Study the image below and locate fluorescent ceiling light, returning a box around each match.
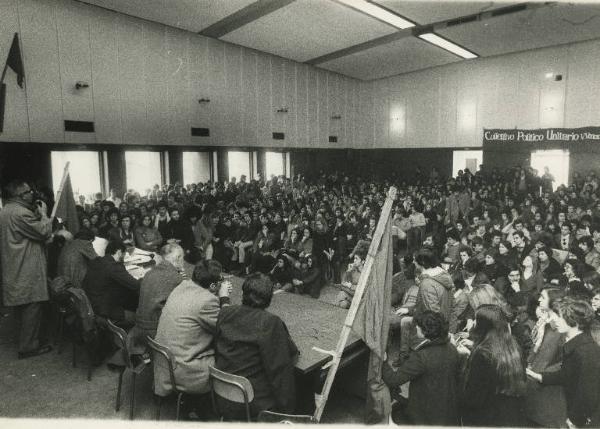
[336,0,415,29]
[418,32,478,59]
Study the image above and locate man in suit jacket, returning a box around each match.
[555,224,576,253]
[82,240,140,327]
[154,260,231,396]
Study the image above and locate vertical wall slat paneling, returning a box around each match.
[19,0,63,143]
[0,0,29,142]
[189,35,210,145]
[270,56,284,148]
[89,7,121,144]
[56,0,95,144]
[165,27,190,146]
[317,71,328,147]
[223,43,243,147]
[207,37,225,146]
[283,59,297,148]
[306,67,319,147]
[117,15,147,145]
[256,53,271,148]
[295,63,308,148]
[144,21,169,146]
[241,48,258,147]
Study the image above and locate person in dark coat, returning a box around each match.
[215,273,298,419]
[458,304,527,427]
[383,311,459,426]
[527,297,600,428]
[82,240,140,327]
[57,229,97,289]
[128,243,185,354]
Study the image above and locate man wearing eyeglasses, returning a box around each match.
[0,180,54,359]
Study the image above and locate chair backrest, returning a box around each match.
[208,366,254,404]
[105,319,133,368]
[146,336,178,393]
[257,410,316,424]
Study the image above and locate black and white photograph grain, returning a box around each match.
[1,0,600,427]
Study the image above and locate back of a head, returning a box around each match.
[471,304,526,396]
[160,243,184,264]
[414,311,448,341]
[242,273,273,309]
[414,248,438,269]
[105,240,126,256]
[553,296,595,332]
[192,259,222,289]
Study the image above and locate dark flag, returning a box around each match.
[54,172,80,236]
[0,83,5,133]
[6,33,24,88]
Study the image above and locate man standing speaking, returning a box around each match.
[0,180,54,359]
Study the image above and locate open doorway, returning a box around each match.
[530,149,570,191]
[452,150,482,177]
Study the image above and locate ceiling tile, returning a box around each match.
[221,0,398,62]
[439,2,600,57]
[373,0,518,25]
[78,0,256,32]
[319,36,461,80]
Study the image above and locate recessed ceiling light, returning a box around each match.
[545,72,554,79]
[336,0,415,29]
[418,32,478,59]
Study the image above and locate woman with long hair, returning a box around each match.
[459,304,527,427]
[134,214,163,252]
[525,287,567,427]
[521,255,544,294]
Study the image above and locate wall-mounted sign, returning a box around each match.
[483,127,600,144]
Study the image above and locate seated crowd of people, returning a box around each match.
[5,163,600,425]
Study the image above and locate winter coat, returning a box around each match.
[383,337,459,426]
[0,200,53,306]
[57,239,97,289]
[413,267,455,331]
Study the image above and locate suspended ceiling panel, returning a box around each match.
[320,36,461,80]
[439,2,600,57]
[77,0,255,32]
[373,0,517,25]
[221,0,398,63]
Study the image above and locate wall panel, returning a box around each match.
[0,0,29,142]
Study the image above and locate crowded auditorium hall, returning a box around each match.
[3,0,600,427]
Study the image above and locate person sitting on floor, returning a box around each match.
[214,273,299,419]
[82,240,140,328]
[335,246,367,309]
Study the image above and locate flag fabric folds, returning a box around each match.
[0,83,5,133]
[351,214,393,424]
[6,33,25,88]
[54,172,80,236]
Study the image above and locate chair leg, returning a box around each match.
[56,311,65,353]
[115,368,125,412]
[72,343,76,368]
[129,372,136,420]
[154,395,162,421]
[87,363,93,382]
[175,392,182,421]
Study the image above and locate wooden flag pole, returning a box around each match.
[50,161,70,219]
[313,186,397,422]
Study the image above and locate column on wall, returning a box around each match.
[106,151,126,197]
[216,149,228,183]
[168,150,183,186]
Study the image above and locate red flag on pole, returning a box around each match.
[5,33,25,88]
[53,169,80,235]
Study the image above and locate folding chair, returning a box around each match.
[208,365,254,422]
[105,319,147,420]
[146,336,183,421]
